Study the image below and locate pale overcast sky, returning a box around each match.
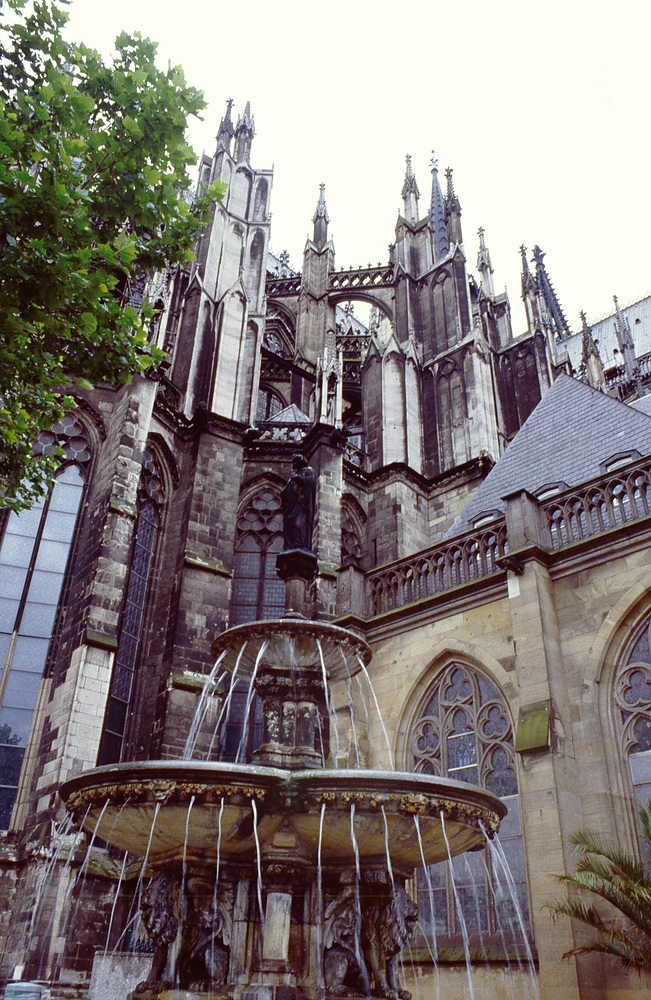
[65,0,651,333]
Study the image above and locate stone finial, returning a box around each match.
[312,183,330,248]
[477,227,494,296]
[216,98,235,150]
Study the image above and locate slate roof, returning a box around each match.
[631,394,651,417]
[447,373,651,536]
[270,404,310,424]
[562,293,651,374]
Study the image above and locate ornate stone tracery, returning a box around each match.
[614,617,651,816]
[409,663,517,797]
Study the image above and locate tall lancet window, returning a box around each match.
[98,450,163,766]
[614,616,651,837]
[224,489,285,763]
[0,415,91,829]
[230,488,285,626]
[408,663,532,950]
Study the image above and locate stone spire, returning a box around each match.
[233,101,255,162]
[520,245,538,333]
[613,294,639,383]
[312,183,330,248]
[429,152,448,260]
[476,227,494,298]
[401,155,420,224]
[216,98,235,152]
[532,245,571,340]
[580,310,606,392]
[444,166,463,245]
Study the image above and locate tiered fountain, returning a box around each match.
[59,457,506,1000]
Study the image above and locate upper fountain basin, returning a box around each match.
[210,616,371,683]
[60,760,506,876]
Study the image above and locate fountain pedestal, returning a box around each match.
[275,549,317,617]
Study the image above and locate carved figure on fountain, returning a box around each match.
[135,872,181,993]
[177,881,233,991]
[323,886,369,998]
[360,887,417,1000]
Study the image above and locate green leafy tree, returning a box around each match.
[0,0,226,509]
[547,802,651,969]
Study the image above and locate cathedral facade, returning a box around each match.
[1,101,651,999]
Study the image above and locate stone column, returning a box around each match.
[502,489,595,1000]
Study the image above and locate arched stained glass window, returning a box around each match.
[0,415,91,829]
[98,449,163,766]
[614,618,651,826]
[230,489,285,625]
[408,663,532,949]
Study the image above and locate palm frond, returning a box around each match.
[545,801,651,971]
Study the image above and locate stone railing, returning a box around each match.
[541,459,651,550]
[364,457,651,617]
[368,522,508,616]
[266,275,302,297]
[330,264,394,290]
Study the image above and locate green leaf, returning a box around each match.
[81,312,97,334]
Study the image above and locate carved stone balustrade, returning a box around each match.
[367,522,508,616]
[541,457,651,550]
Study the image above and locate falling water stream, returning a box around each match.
[316,801,326,992]
[209,797,225,991]
[339,645,361,767]
[413,814,441,999]
[112,800,162,958]
[22,811,75,965]
[355,653,394,769]
[441,810,476,1000]
[251,798,265,923]
[349,802,367,990]
[183,649,228,758]
[316,637,341,765]
[236,640,268,763]
[480,821,540,1000]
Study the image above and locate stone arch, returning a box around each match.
[246,229,265,304]
[228,166,252,218]
[394,639,517,769]
[340,494,366,569]
[265,300,296,355]
[253,177,268,221]
[237,472,286,515]
[231,480,285,625]
[66,395,106,442]
[194,299,217,407]
[393,641,530,949]
[145,432,180,489]
[583,571,651,848]
[328,290,394,322]
[431,270,456,353]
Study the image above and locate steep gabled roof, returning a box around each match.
[447,373,651,536]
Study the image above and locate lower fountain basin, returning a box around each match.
[60,760,506,874]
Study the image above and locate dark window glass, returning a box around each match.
[98,496,159,766]
[0,463,85,829]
